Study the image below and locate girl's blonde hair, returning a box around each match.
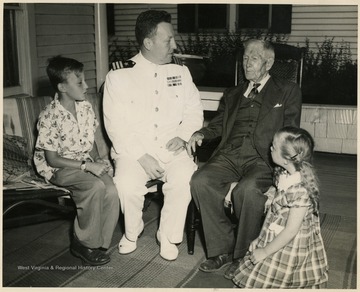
[273,126,320,214]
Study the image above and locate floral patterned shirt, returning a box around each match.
[33,93,99,180]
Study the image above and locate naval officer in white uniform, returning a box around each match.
[103,9,203,261]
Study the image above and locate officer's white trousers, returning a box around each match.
[113,151,197,243]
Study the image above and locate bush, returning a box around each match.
[302,38,357,105]
[177,30,288,58]
[108,34,357,106]
[108,37,138,66]
[176,31,288,87]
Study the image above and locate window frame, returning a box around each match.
[4,4,32,97]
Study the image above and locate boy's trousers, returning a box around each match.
[50,168,120,249]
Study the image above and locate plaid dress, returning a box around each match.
[233,174,329,288]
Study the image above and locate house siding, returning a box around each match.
[110,4,177,57]
[200,93,357,154]
[110,4,358,60]
[288,5,358,58]
[33,3,97,96]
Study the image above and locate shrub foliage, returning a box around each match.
[302,37,357,105]
[108,34,357,105]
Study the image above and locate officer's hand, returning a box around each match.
[186,132,204,157]
[138,153,164,180]
[166,137,187,156]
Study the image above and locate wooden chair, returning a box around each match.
[143,179,164,212]
[185,42,305,254]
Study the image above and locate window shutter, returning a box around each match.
[271,5,292,33]
[177,4,196,33]
[106,4,115,36]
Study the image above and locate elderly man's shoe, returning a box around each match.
[199,254,233,272]
[71,237,110,266]
[224,259,240,279]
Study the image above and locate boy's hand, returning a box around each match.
[96,158,115,176]
[85,161,109,177]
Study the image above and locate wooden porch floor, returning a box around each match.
[2,151,357,288]
[314,152,357,218]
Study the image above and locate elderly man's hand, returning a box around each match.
[186,132,204,157]
[166,137,187,156]
[138,154,164,180]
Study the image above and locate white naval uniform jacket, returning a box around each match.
[103,52,204,163]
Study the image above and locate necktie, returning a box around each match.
[247,83,260,99]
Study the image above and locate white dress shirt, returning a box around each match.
[244,74,271,97]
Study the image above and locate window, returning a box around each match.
[3,4,32,97]
[106,4,115,36]
[178,4,228,33]
[177,4,292,34]
[237,4,292,33]
[4,6,19,88]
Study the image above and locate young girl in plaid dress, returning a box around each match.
[233,126,328,288]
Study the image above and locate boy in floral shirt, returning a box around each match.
[34,56,119,266]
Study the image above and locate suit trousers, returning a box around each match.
[190,149,272,259]
[113,151,197,244]
[50,168,120,249]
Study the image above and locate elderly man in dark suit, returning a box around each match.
[186,39,302,279]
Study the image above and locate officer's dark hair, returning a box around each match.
[46,55,84,91]
[135,10,171,47]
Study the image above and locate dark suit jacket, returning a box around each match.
[199,76,302,167]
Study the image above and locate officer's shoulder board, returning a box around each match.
[111,60,136,71]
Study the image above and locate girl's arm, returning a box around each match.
[250,206,307,264]
[264,186,276,213]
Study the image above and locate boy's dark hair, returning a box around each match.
[135,10,171,47]
[46,55,84,91]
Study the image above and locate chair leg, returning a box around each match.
[186,199,200,255]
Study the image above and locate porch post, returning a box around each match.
[95,3,109,92]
